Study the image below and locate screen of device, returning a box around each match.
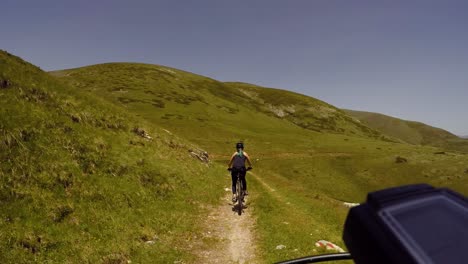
[379,194,468,264]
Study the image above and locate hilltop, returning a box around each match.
[344,109,468,153]
[50,63,389,154]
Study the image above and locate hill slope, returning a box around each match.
[3,54,467,263]
[50,63,389,153]
[52,62,468,262]
[344,109,468,152]
[0,50,225,263]
[224,82,389,139]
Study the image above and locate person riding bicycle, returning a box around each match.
[228,142,252,202]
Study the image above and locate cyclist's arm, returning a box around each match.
[227,153,236,168]
[244,152,253,167]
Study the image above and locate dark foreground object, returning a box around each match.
[275,253,352,264]
[276,184,467,264]
[344,184,467,264]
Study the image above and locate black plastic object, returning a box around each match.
[343,184,468,264]
[275,253,352,264]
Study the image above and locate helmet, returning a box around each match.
[236,142,244,150]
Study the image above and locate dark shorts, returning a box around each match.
[231,167,247,193]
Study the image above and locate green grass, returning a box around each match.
[53,60,468,263]
[249,173,352,264]
[224,82,386,139]
[0,50,227,263]
[247,138,468,262]
[3,51,468,263]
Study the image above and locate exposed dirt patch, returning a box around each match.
[195,193,258,263]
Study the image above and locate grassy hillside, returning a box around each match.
[0,50,227,263]
[344,109,468,152]
[52,62,468,263]
[50,63,391,154]
[224,82,388,139]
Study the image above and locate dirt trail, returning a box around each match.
[196,192,258,264]
[195,171,288,263]
[195,168,356,263]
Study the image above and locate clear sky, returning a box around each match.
[2,0,468,135]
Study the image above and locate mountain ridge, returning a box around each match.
[50,63,391,148]
[52,62,465,149]
[344,109,468,152]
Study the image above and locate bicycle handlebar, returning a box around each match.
[227,167,252,171]
[275,253,352,264]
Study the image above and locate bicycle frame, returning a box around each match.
[230,167,251,216]
[236,171,244,215]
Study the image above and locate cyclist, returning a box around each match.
[228,142,252,202]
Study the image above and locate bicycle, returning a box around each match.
[228,167,252,216]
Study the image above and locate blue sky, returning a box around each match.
[2,0,468,135]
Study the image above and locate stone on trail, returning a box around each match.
[395,156,408,163]
[276,244,286,250]
[343,202,360,208]
[315,240,345,252]
[188,149,210,163]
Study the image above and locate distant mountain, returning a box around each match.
[344,109,468,152]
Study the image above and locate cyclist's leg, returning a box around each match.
[231,170,237,201]
[240,170,247,192]
[231,170,238,193]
